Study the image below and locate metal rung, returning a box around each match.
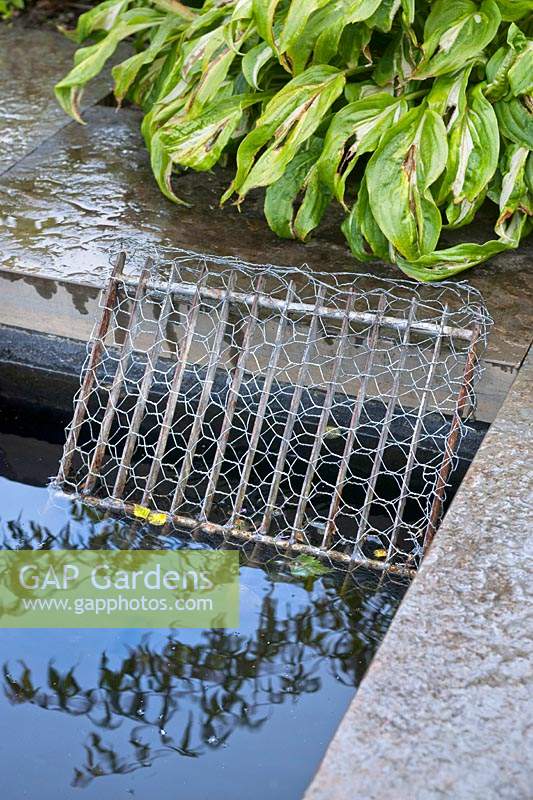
[54,250,489,577]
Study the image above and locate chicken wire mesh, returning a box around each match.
[53,248,490,578]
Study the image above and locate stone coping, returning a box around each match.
[304,347,533,800]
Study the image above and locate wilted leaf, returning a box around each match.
[317,92,408,205]
[56,8,164,122]
[342,176,390,260]
[54,0,533,281]
[366,107,448,260]
[152,93,266,203]
[264,137,327,238]
[222,65,345,202]
[438,84,500,227]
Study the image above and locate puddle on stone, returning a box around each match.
[0,399,406,800]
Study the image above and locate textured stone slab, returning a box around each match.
[0,105,530,389]
[304,349,533,800]
[0,25,122,173]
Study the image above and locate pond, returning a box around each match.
[0,398,407,799]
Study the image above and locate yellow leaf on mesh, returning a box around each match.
[148,511,168,526]
[373,548,387,559]
[133,504,151,520]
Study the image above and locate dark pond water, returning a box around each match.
[0,400,406,799]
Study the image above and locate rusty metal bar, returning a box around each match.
[83,259,152,494]
[291,290,355,543]
[141,268,207,507]
[170,272,237,513]
[352,299,418,558]
[113,266,178,499]
[322,293,388,548]
[200,276,265,521]
[230,281,295,525]
[423,325,481,553]
[66,491,415,578]
[57,252,126,485]
[120,274,474,342]
[259,284,327,536]
[386,307,448,562]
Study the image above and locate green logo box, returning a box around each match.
[0,550,240,629]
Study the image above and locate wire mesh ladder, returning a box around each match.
[54,249,490,577]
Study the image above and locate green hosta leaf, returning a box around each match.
[283,0,381,74]
[366,107,448,260]
[486,24,533,100]
[278,0,332,56]
[365,0,403,33]
[55,0,533,280]
[343,0,385,23]
[415,0,501,79]
[508,41,533,97]
[439,84,500,227]
[222,65,345,202]
[0,0,24,21]
[279,0,382,58]
[526,150,533,195]
[495,95,533,148]
[55,8,164,122]
[62,0,132,43]
[496,143,532,230]
[335,21,372,68]
[264,138,333,240]
[252,0,282,52]
[373,31,418,87]
[231,0,254,23]
[292,163,333,240]
[342,177,390,260]
[264,143,322,237]
[283,5,334,74]
[396,210,530,280]
[242,42,275,88]
[495,0,533,20]
[151,94,265,204]
[401,0,415,25]
[426,65,473,117]
[317,93,408,205]
[112,16,184,103]
[188,42,240,114]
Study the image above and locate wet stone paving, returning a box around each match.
[0,23,532,373]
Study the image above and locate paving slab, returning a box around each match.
[0,24,124,173]
[304,347,533,800]
[0,105,531,420]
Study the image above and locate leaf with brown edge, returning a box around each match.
[366,106,448,260]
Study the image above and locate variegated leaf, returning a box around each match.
[366,107,448,260]
[438,84,500,227]
[222,65,345,202]
[415,0,501,79]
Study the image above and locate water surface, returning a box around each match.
[0,400,406,799]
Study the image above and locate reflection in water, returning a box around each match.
[0,492,404,797]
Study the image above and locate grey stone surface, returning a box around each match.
[0,25,123,174]
[304,349,533,800]
[0,105,531,373]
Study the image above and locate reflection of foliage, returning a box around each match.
[1,500,405,787]
[289,554,332,582]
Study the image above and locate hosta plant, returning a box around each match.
[56,0,533,280]
[0,0,24,19]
